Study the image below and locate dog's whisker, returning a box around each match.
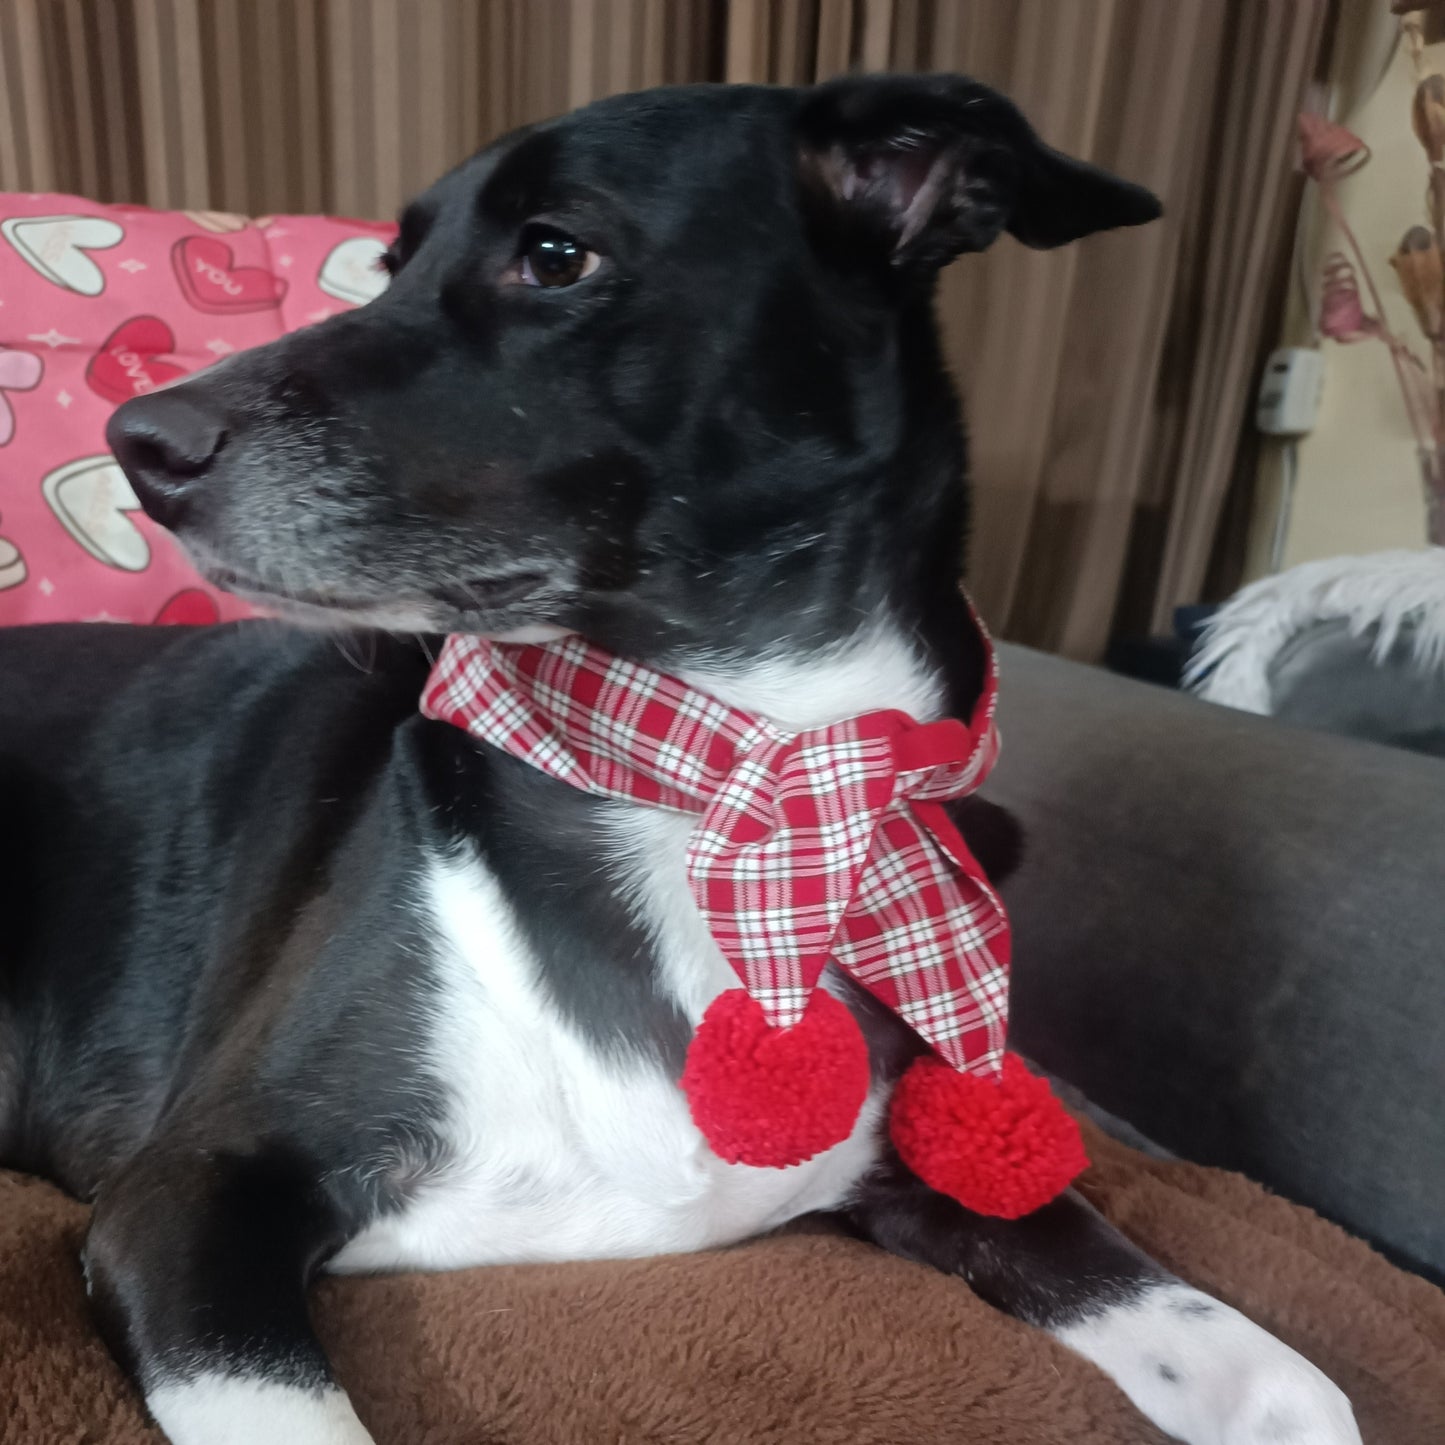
[331,629,368,672]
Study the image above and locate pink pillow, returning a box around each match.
[0,194,397,626]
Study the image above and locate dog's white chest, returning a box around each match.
[331,817,884,1275]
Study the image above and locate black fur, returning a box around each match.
[1,74,1164,1430]
[845,1153,1168,1329]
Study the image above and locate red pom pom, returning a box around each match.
[682,988,871,1168]
[890,1054,1088,1219]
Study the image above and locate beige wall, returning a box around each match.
[1248,21,1439,578]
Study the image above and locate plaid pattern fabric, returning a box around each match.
[421,620,1009,1077]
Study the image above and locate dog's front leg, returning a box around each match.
[83,1140,375,1445]
[848,1156,1361,1445]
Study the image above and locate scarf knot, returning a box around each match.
[421,626,1008,1079]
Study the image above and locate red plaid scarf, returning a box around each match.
[420,623,1009,1079]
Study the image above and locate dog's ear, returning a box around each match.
[796,74,1162,273]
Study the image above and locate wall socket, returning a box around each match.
[1256,347,1324,436]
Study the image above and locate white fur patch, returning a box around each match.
[147,1377,374,1445]
[681,621,943,731]
[1188,547,1445,713]
[334,624,939,1275]
[332,842,883,1273]
[1055,1283,1361,1445]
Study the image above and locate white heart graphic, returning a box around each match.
[0,532,24,591]
[317,236,390,307]
[2,214,124,296]
[42,455,150,572]
[0,346,43,447]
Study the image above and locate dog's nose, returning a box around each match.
[107,390,229,528]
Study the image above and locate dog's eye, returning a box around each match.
[518,225,599,288]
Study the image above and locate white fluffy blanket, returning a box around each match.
[1186,548,1445,713]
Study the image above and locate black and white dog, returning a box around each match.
[0,76,1359,1445]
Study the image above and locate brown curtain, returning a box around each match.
[0,0,1324,658]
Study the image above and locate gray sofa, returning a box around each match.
[990,643,1445,1284]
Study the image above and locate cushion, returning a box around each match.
[991,642,1445,1282]
[1187,549,1445,757]
[1269,618,1445,757]
[3,1122,1442,1444]
[0,194,396,627]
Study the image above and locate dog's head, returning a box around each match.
[109,75,1159,658]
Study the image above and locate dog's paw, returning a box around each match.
[1217,1349,1360,1445]
[1055,1283,1360,1445]
[148,1376,377,1445]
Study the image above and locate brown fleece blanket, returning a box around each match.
[3,1123,1442,1445]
